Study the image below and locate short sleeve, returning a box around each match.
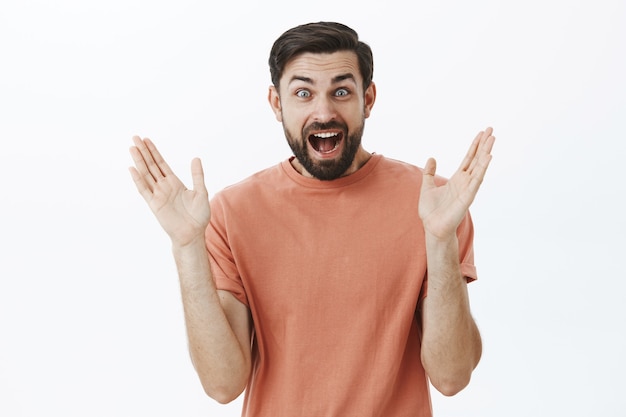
[205,194,249,307]
[418,210,477,303]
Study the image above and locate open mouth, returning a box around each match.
[308,131,343,154]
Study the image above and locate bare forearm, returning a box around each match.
[420,234,482,396]
[172,238,250,403]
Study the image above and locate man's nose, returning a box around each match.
[312,96,337,122]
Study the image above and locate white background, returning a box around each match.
[1,0,625,416]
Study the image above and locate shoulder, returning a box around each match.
[373,155,448,188]
[210,161,294,214]
[377,155,422,174]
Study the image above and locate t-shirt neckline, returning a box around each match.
[280,153,383,189]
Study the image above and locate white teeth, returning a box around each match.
[314,132,339,138]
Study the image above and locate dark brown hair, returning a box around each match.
[268,22,374,92]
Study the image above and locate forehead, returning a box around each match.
[281,50,361,85]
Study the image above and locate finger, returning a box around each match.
[128,165,155,203]
[465,154,493,198]
[131,136,166,181]
[129,144,156,190]
[465,148,494,197]
[467,131,495,175]
[464,127,494,172]
[478,133,495,162]
[475,127,494,157]
[143,138,176,177]
[472,152,493,181]
[457,132,482,174]
[190,158,208,195]
[422,157,437,189]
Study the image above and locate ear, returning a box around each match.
[363,81,376,119]
[268,85,283,122]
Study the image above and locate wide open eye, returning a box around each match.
[296,89,311,98]
[334,88,349,97]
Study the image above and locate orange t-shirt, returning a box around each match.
[207,154,476,417]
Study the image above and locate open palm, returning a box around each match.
[419,128,495,240]
[129,136,210,247]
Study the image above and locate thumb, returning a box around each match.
[190,158,208,194]
[422,157,437,188]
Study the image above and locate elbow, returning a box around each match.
[195,363,249,405]
[426,355,480,396]
[191,352,251,404]
[430,372,471,397]
[210,390,243,405]
[424,354,479,397]
[202,381,246,404]
[423,337,482,397]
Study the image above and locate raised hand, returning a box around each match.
[419,127,495,241]
[129,136,210,246]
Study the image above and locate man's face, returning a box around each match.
[268,51,376,180]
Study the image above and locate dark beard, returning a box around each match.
[284,121,365,181]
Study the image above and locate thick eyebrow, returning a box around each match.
[332,73,357,85]
[288,73,357,87]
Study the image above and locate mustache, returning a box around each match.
[304,121,347,133]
